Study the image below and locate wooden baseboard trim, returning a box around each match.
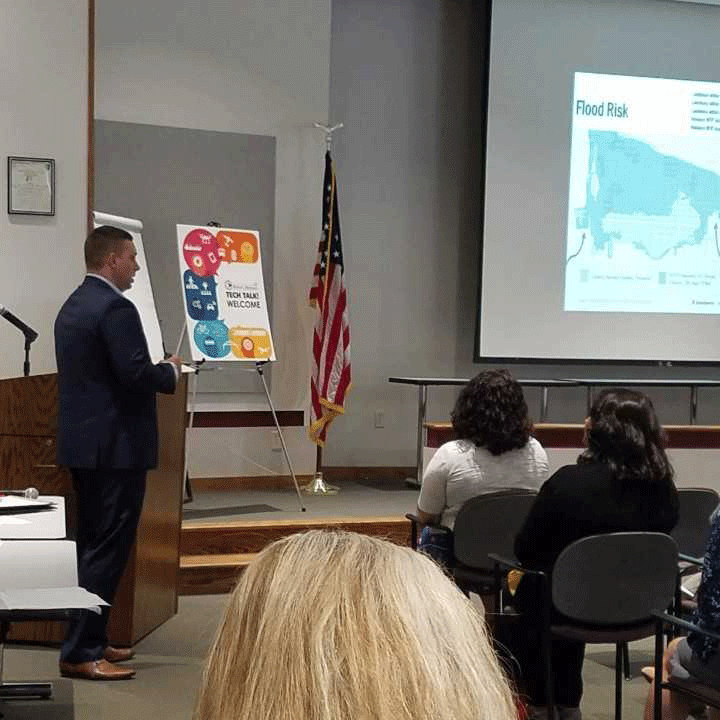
[426,423,720,450]
[188,467,416,492]
[188,410,304,428]
[190,475,313,491]
[323,466,417,483]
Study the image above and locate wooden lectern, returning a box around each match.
[0,373,187,645]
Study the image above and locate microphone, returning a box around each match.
[1,487,40,500]
[0,305,38,342]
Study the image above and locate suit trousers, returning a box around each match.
[61,468,147,663]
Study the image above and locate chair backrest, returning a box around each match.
[672,487,720,558]
[552,532,678,626]
[453,489,538,568]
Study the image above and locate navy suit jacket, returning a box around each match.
[54,275,176,470]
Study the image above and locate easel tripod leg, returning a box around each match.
[255,362,306,512]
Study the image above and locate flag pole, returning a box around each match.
[302,443,338,495]
[304,443,339,494]
[313,122,344,152]
[303,121,346,496]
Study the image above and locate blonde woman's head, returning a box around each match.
[195,530,515,720]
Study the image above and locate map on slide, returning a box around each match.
[564,73,720,314]
[585,131,720,260]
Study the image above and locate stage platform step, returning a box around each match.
[178,515,412,595]
[180,515,412,555]
[179,553,255,595]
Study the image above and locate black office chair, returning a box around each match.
[0,609,82,700]
[652,612,720,720]
[492,532,678,720]
[407,489,538,600]
[673,488,719,558]
[0,540,101,702]
[452,490,538,598]
[671,488,719,621]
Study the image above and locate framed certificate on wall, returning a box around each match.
[8,157,55,216]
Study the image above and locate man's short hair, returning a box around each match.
[84,225,132,270]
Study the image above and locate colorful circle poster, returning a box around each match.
[177,224,275,362]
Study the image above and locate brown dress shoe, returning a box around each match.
[103,646,135,663]
[59,659,135,680]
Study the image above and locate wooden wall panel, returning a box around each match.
[425,423,720,450]
[6,618,66,644]
[0,436,72,494]
[0,373,58,437]
[1,375,69,644]
[2,373,186,647]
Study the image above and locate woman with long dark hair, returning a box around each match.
[511,388,679,720]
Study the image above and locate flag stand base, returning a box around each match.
[302,472,339,495]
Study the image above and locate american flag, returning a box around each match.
[309,151,351,446]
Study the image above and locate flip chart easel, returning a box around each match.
[93,212,165,363]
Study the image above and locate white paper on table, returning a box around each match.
[0,516,30,526]
[0,587,106,613]
[0,496,65,539]
[0,540,78,588]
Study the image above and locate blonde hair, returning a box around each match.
[195,530,516,720]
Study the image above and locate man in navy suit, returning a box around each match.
[55,225,181,681]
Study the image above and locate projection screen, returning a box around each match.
[477,0,720,362]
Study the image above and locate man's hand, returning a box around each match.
[165,354,182,370]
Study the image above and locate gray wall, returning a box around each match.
[327,0,475,465]
[0,0,87,379]
[95,0,331,476]
[87,0,720,473]
[327,0,720,468]
[94,120,276,392]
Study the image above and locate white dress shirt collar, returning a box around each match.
[86,272,123,296]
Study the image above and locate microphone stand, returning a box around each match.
[24,335,33,377]
[0,308,38,376]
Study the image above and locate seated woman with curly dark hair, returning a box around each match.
[416,369,549,563]
[509,388,679,720]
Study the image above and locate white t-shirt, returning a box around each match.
[417,437,549,529]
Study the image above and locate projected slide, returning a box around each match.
[564,72,720,314]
